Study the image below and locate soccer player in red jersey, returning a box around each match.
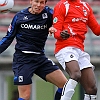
[0,0,68,100]
[52,0,100,99]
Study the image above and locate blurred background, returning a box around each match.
[0,0,100,100]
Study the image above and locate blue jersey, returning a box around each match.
[0,6,53,54]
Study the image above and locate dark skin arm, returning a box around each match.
[60,30,70,39]
[49,27,70,39]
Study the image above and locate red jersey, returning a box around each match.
[53,0,100,53]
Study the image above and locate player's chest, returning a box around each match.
[19,17,48,31]
[65,4,89,23]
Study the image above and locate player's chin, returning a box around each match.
[35,10,42,14]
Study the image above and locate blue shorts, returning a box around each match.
[12,51,59,85]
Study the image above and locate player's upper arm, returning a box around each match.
[88,5,100,36]
[53,3,66,39]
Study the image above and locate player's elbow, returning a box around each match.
[93,31,100,36]
[92,26,100,36]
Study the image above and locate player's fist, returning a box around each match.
[60,30,70,39]
[49,27,57,36]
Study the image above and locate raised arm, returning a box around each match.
[0,15,18,54]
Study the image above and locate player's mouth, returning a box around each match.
[35,8,40,11]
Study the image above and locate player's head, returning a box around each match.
[29,0,47,14]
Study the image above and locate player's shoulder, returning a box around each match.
[54,0,67,9]
[14,7,29,17]
[0,0,14,13]
[18,7,29,14]
[81,1,90,6]
[12,7,29,22]
[81,1,91,10]
[44,6,53,14]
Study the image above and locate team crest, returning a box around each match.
[19,76,23,82]
[53,17,58,23]
[83,9,87,16]
[42,13,48,19]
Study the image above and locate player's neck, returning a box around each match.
[28,7,39,15]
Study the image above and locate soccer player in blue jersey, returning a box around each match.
[0,0,68,100]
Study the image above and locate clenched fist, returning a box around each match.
[60,30,70,39]
[49,27,57,36]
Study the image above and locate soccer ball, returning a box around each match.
[0,0,14,13]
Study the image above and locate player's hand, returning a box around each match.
[60,30,70,39]
[49,27,57,36]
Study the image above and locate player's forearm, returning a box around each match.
[92,25,100,36]
[54,30,63,39]
[88,13,100,36]
[0,39,12,54]
[0,27,15,54]
[89,20,100,36]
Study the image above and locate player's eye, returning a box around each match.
[40,1,45,4]
[33,0,45,5]
[34,0,38,3]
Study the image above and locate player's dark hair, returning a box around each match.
[45,0,47,3]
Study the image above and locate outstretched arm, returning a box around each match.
[0,15,17,54]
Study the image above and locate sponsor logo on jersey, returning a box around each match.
[21,24,47,30]
[72,17,88,23]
